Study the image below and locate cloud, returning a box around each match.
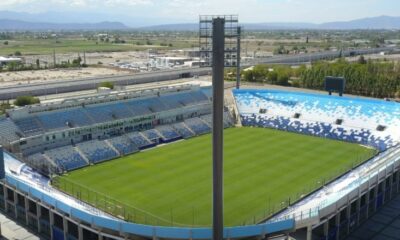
[104,0,153,7]
[0,0,35,7]
[0,0,153,9]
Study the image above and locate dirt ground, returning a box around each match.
[22,50,185,66]
[0,67,131,87]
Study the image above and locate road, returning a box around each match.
[0,47,396,100]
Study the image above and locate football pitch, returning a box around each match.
[53,127,376,227]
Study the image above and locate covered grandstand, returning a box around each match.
[0,83,236,175]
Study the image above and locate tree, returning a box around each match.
[3,41,8,45]
[358,55,367,65]
[277,72,290,86]
[98,81,114,89]
[395,90,400,99]
[14,51,22,56]
[0,102,11,115]
[274,45,287,55]
[72,57,82,66]
[6,61,22,71]
[14,96,40,107]
[267,71,278,84]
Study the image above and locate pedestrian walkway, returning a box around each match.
[346,195,400,240]
[0,212,43,240]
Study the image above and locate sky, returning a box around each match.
[0,0,399,26]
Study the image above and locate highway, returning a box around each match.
[254,47,396,64]
[0,47,396,100]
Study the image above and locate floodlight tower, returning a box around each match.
[236,26,241,89]
[199,15,239,240]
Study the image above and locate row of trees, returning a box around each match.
[300,59,400,98]
[226,64,302,87]
[230,58,400,99]
[1,81,113,115]
[0,56,87,72]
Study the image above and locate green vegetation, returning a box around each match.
[0,55,86,72]
[14,96,40,107]
[300,59,400,98]
[54,127,375,226]
[0,35,195,55]
[234,59,400,99]
[0,102,11,115]
[0,39,140,55]
[98,81,114,89]
[226,64,299,87]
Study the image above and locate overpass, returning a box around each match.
[0,47,396,100]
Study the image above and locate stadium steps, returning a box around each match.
[199,116,212,128]
[42,153,58,167]
[227,91,242,127]
[181,122,196,136]
[104,140,121,157]
[74,147,91,165]
[153,128,167,140]
[138,132,153,144]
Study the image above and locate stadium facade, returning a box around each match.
[0,85,399,239]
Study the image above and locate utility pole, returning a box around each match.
[53,49,56,68]
[212,17,225,240]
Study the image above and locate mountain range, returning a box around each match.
[141,16,400,31]
[0,19,128,31]
[0,11,399,31]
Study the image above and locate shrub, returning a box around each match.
[98,81,114,89]
[14,96,40,106]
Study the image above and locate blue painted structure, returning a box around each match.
[0,146,4,179]
[5,172,294,239]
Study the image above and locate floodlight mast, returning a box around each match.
[236,26,241,89]
[212,17,225,240]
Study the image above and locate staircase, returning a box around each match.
[182,122,196,136]
[74,147,91,164]
[104,140,120,156]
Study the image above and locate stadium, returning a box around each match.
[0,81,399,240]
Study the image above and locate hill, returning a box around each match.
[141,16,400,31]
[0,19,129,31]
[0,13,399,31]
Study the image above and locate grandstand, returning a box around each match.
[0,86,399,240]
[234,89,400,151]
[0,84,222,174]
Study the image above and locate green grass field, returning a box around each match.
[53,127,376,227]
[0,38,196,55]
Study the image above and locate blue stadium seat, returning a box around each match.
[184,118,211,135]
[107,136,138,155]
[172,123,195,139]
[234,89,400,151]
[45,146,88,171]
[37,108,93,131]
[156,125,181,142]
[77,140,118,164]
[126,132,155,150]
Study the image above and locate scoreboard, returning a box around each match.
[325,76,345,96]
